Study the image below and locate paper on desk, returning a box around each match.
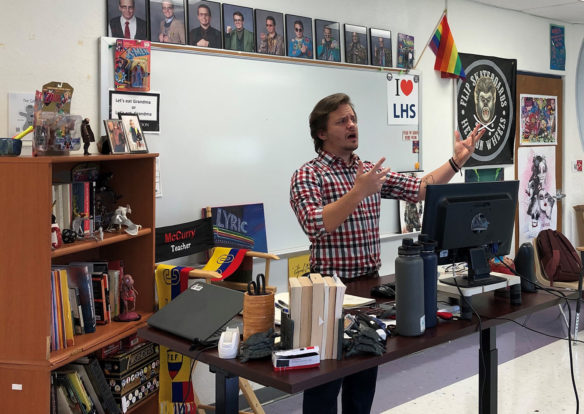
[274,292,374,315]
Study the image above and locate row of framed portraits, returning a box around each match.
[104,113,148,154]
[107,0,404,67]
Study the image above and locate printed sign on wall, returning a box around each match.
[387,73,419,125]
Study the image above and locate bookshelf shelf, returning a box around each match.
[0,154,158,413]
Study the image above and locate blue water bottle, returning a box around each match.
[418,234,438,329]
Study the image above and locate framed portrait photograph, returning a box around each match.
[222,4,255,52]
[104,119,130,154]
[370,28,392,68]
[107,0,149,40]
[118,113,148,153]
[187,0,222,48]
[314,19,341,62]
[397,33,415,69]
[254,9,285,56]
[399,199,424,234]
[149,0,186,44]
[285,14,313,59]
[344,24,368,65]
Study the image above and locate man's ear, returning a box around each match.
[317,130,327,141]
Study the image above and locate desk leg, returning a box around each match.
[479,326,497,414]
[210,365,239,414]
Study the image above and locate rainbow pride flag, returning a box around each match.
[430,14,465,80]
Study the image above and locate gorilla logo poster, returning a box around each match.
[456,54,517,167]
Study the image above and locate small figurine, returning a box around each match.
[117,274,141,322]
[81,118,95,155]
[111,204,141,235]
[51,214,63,249]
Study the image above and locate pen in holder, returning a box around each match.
[242,290,274,341]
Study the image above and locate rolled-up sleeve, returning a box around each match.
[381,172,421,202]
[290,167,327,239]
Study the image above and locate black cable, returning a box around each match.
[484,315,584,344]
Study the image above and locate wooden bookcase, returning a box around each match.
[0,153,158,413]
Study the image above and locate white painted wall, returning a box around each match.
[3,0,584,405]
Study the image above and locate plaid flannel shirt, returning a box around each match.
[290,150,421,279]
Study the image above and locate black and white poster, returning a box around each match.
[456,54,517,167]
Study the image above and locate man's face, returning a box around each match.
[319,103,359,158]
[233,14,243,30]
[352,32,358,43]
[198,7,210,27]
[162,2,174,19]
[378,37,384,47]
[266,19,275,35]
[294,24,303,39]
[119,0,135,20]
[324,28,331,41]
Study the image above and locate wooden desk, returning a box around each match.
[139,275,566,414]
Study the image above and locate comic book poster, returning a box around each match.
[397,33,414,69]
[519,94,557,145]
[517,146,557,246]
[398,173,423,233]
[114,39,151,92]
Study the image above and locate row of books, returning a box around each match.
[51,340,160,414]
[50,260,125,352]
[52,181,97,235]
[288,274,346,360]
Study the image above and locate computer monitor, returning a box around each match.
[421,180,519,287]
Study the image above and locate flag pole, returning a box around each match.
[413,8,447,70]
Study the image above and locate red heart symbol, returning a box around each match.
[400,79,413,96]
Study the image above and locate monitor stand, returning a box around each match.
[440,247,507,288]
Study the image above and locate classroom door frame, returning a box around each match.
[514,71,564,252]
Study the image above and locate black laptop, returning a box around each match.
[148,282,244,347]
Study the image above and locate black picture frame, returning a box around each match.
[118,113,148,153]
[187,0,222,48]
[344,24,368,65]
[254,9,285,56]
[314,19,341,62]
[285,14,313,59]
[370,28,392,68]
[222,3,255,52]
[397,33,415,69]
[104,119,130,154]
[149,0,187,45]
[107,0,149,40]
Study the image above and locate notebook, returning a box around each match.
[148,282,244,347]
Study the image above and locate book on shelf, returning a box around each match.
[68,363,105,414]
[323,276,337,360]
[309,273,325,351]
[71,181,91,234]
[74,357,121,414]
[69,286,85,335]
[107,269,120,319]
[58,268,75,347]
[53,369,96,414]
[67,264,96,334]
[288,277,302,348]
[92,273,109,325]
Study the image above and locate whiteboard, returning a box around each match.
[100,37,421,253]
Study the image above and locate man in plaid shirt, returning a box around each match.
[290,93,484,414]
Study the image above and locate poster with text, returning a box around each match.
[517,146,557,246]
[455,54,517,167]
[387,73,418,125]
[207,203,268,252]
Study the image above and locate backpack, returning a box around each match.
[535,229,582,283]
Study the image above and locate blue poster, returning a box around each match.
[209,203,268,253]
[550,24,565,71]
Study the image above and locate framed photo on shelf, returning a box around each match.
[285,14,313,59]
[187,0,222,48]
[118,113,148,153]
[315,19,341,62]
[222,3,255,52]
[255,9,285,56]
[107,0,149,40]
[104,119,130,154]
[397,32,415,69]
[399,199,424,234]
[344,24,368,65]
[370,28,392,68]
[149,0,186,44]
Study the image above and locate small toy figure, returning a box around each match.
[51,214,63,249]
[117,274,141,322]
[111,204,142,235]
[81,118,95,155]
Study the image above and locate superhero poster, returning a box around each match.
[519,94,557,145]
[455,54,517,167]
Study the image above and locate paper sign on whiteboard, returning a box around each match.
[387,73,419,125]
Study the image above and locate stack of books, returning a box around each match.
[288,274,346,360]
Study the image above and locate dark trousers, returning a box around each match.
[302,366,378,414]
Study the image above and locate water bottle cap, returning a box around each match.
[420,239,437,252]
[398,243,422,256]
[418,234,429,242]
[402,238,415,247]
